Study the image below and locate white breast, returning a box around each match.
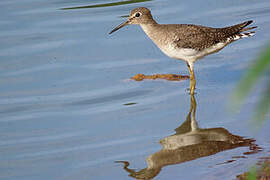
[160,42,227,63]
[161,44,198,60]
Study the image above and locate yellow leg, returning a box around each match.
[186,62,196,95]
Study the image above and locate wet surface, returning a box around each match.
[115,95,260,179]
[1,0,270,180]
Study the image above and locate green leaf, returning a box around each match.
[60,0,152,10]
[231,45,270,128]
[252,80,270,125]
[233,45,270,104]
[247,166,257,180]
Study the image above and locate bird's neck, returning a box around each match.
[140,22,158,38]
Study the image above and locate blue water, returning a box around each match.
[1,0,270,179]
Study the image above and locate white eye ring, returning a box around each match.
[135,12,142,18]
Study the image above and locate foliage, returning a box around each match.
[61,0,152,10]
[237,160,270,180]
[232,45,270,126]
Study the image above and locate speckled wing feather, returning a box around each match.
[172,21,256,51]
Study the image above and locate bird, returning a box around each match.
[109,7,256,94]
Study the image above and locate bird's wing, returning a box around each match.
[170,21,256,50]
[171,24,220,51]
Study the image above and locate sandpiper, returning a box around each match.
[109,7,256,94]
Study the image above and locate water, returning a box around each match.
[1,0,270,179]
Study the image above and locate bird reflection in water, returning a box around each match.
[116,94,259,180]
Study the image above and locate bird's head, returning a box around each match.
[109,7,154,34]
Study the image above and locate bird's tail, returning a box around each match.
[228,20,257,32]
[224,20,257,41]
[223,20,256,34]
[232,31,256,41]
[240,26,257,32]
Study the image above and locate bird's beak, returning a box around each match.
[109,20,130,34]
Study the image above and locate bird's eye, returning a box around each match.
[135,12,141,18]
